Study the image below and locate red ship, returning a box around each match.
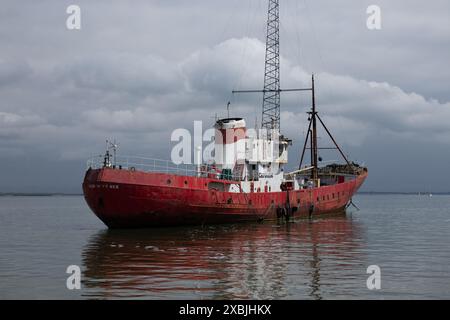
[83,0,367,228]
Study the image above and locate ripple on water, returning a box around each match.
[1,195,450,299]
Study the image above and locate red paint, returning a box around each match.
[216,128,247,144]
[82,168,368,228]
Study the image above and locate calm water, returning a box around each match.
[0,194,449,300]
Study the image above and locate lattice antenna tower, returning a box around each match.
[261,0,280,131]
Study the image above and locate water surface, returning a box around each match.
[0,194,449,299]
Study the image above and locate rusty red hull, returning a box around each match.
[82,168,367,228]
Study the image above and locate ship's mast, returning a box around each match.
[261,0,281,131]
[311,75,318,181]
[299,75,354,181]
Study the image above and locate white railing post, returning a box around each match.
[86,154,215,177]
[196,146,201,177]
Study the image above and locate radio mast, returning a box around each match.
[261,0,280,131]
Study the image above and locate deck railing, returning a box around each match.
[86,155,243,181]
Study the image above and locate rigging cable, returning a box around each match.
[302,0,350,163]
[232,0,264,126]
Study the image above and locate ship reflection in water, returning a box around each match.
[81,215,367,299]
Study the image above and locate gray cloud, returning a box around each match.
[0,0,449,193]
[0,59,32,87]
[57,53,183,96]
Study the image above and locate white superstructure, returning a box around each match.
[213,118,292,193]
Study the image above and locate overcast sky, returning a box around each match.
[0,0,449,193]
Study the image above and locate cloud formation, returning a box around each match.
[2,37,450,156]
[0,0,449,192]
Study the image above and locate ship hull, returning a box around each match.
[83,168,367,228]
